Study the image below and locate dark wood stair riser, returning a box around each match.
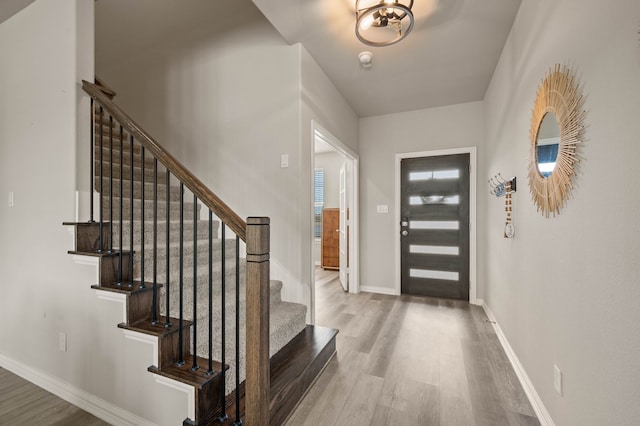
[160,325,192,369]
[127,288,156,325]
[64,222,111,252]
[98,253,132,286]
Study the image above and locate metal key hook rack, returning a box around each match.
[489,174,516,197]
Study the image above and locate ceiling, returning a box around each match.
[1,0,521,118]
[253,0,522,117]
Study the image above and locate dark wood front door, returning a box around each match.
[400,154,470,300]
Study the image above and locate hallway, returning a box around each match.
[286,269,539,425]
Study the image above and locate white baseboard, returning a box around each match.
[359,285,397,295]
[0,353,156,426]
[481,303,555,426]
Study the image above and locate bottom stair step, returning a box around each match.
[197,325,338,426]
[150,355,228,424]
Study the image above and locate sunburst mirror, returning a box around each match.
[528,64,586,217]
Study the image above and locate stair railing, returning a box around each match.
[82,80,270,426]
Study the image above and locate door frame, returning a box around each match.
[394,147,478,304]
[310,121,360,321]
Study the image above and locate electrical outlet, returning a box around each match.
[8,192,14,207]
[554,364,562,395]
[59,332,67,352]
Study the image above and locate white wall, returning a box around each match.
[359,102,485,294]
[483,0,640,424]
[0,2,189,425]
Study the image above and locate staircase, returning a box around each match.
[64,79,337,425]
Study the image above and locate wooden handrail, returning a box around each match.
[94,76,117,99]
[83,80,247,240]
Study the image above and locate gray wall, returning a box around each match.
[0,1,192,424]
[483,0,640,424]
[96,1,359,313]
[97,1,304,305]
[359,101,485,294]
[300,45,359,315]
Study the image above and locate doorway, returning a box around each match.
[311,122,359,321]
[400,154,470,299]
[395,147,477,303]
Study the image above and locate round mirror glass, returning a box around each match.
[536,112,560,177]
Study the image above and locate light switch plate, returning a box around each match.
[376,204,389,213]
[59,332,67,352]
[8,192,14,207]
[280,154,289,168]
[554,364,562,395]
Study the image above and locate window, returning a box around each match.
[314,169,324,238]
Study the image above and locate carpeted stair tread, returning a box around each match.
[189,299,307,396]
[95,160,167,181]
[112,219,217,246]
[161,279,282,322]
[96,145,157,168]
[104,198,200,220]
[97,177,179,201]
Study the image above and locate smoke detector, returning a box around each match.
[358,51,373,68]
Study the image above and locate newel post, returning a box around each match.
[245,217,270,425]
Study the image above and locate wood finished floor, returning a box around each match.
[0,367,109,426]
[285,269,540,426]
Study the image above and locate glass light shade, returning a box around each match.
[355,0,414,47]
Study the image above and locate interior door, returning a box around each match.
[322,209,339,270]
[339,161,348,291]
[400,154,470,300]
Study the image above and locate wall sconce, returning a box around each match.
[356,0,414,47]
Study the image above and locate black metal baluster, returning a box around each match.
[177,183,185,367]
[117,125,124,285]
[234,235,241,425]
[89,98,95,223]
[164,170,171,328]
[207,210,214,374]
[108,115,113,252]
[98,107,104,252]
[218,224,228,422]
[128,135,134,288]
[152,158,158,324]
[191,194,199,372]
[140,146,145,289]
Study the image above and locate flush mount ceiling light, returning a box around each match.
[356,0,414,47]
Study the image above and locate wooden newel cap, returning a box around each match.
[246,217,270,255]
[247,217,270,225]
